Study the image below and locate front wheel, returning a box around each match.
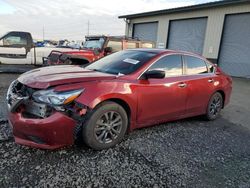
[205,92,223,121]
[82,101,128,150]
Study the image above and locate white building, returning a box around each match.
[119,0,250,78]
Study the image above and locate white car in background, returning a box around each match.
[0,31,77,65]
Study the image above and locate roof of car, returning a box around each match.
[128,48,202,56]
[128,48,167,53]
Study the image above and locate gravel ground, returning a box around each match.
[0,73,250,187]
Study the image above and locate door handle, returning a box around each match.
[208,78,214,83]
[178,82,187,88]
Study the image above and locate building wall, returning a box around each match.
[125,3,250,62]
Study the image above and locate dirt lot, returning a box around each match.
[0,73,250,187]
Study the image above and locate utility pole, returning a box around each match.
[87,20,90,36]
[43,25,45,41]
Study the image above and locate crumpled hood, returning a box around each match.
[18,65,116,89]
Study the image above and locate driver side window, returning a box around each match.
[149,55,183,77]
[1,33,27,47]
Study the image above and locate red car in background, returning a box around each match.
[43,35,155,66]
[7,49,232,150]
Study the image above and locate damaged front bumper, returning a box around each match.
[8,111,76,149]
[6,80,86,149]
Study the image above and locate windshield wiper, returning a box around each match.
[86,68,119,75]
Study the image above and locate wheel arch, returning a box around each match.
[107,98,131,119]
[93,98,133,131]
[215,90,225,108]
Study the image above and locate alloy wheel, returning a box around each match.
[209,94,222,117]
[94,111,123,144]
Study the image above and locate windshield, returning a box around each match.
[86,50,157,75]
[83,38,105,49]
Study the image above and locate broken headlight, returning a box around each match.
[32,89,83,106]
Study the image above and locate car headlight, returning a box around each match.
[32,89,83,106]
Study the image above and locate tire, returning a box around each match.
[205,92,223,121]
[82,101,128,150]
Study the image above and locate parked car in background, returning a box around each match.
[34,40,57,48]
[0,31,78,65]
[7,49,232,150]
[56,40,83,49]
[43,35,155,66]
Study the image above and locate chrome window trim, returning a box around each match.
[137,53,215,80]
[137,53,182,80]
[183,55,215,75]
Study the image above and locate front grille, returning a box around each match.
[7,80,36,106]
[7,80,54,118]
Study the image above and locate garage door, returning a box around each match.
[167,18,207,54]
[218,13,250,78]
[133,22,158,42]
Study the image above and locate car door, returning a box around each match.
[182,55,216,116]
[136,54,188,127]
[0,32,32,64]
[0,32,27,58]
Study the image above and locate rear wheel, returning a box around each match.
[82,101,128,150]
[205,92,223,120]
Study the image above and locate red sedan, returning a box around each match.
[7,49,232,150]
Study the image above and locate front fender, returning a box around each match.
[74,81,138,130]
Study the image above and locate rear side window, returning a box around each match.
[149,55,183,76]
[107,41,122,52]
[185,56,208,75]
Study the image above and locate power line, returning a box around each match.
[87,20,90,36]
[42,25,45,40]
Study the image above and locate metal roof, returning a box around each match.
[118,0,250,19]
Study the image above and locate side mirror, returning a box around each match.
[144,69,165,79]
[104,47,112,53]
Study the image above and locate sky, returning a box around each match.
[0,0,218,40]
